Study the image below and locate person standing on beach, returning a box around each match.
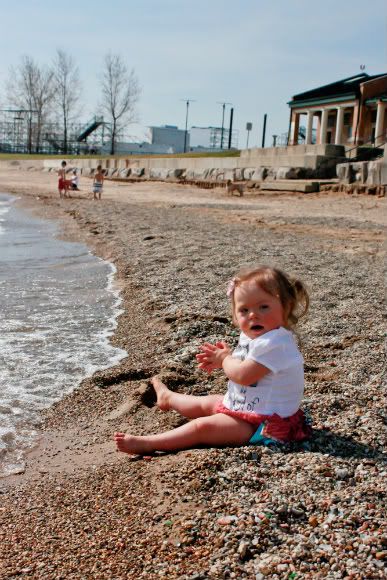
[71,169,80,191]
[115,265,312,455]
[58,160,70,198]
[93,165,104,200]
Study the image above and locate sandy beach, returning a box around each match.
[0,166,386,579]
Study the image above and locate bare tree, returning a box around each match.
[7,56,55,153]
[52,49,82,154]
[100,53,140,155]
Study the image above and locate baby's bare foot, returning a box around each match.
[114,432,153,455]
[151,376,171,411]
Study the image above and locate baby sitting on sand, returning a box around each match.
[114,265,312,455]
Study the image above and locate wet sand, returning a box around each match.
[0,166,386,579]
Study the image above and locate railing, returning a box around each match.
[77,116,105,142]
[341,133,386,163]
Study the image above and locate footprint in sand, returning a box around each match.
[106,382,156,420]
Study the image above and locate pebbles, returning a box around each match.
[0,180,386,579]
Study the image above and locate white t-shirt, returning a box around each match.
[222,327,304,418]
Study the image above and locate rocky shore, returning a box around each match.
[0,168,386,579]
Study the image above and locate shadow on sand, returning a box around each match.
[283,428,386,462]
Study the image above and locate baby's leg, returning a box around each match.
[114,413,256,455]
[151,376,222,418]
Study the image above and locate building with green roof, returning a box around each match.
[288,73,387,148]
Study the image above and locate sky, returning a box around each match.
[0,0,386,148]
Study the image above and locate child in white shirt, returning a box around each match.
[115,266,311,455]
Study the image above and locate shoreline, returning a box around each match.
[0,192,127,479]
[0,167,386,578]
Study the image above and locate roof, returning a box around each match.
[288,73,387,107]
[365,93,387,104]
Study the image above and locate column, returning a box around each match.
[290,111,300,145]
[320,109,328,144]
[306,111,314,145]
[335,107,344,144]
[351,104,359,145]
[375,101,386,146]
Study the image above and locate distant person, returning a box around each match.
[58,161,70,198]
[93,165,104,200]
[71,169,80,191]
[114,265,312,455]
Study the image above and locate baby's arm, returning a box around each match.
[222,355,268,386]
[197,342,269,385]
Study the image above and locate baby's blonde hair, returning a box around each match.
[229,266,309,329]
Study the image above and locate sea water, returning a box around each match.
[0,193,127,477]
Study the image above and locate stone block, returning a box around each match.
[185,169,207,180]
[215,170,225,181]
[167,168,185,179]
[266,167,277,180]
[223,169,235,181]
[351,162,367,184]
[336,163,354,184]
[366,161,381,185]
[250,167,268,181]
[261,181,319,193]
[242,167,256,180]
[205,168,217,180]
[131,167,145,177]
[149,168,169,179]
[234,168,244,181]
[380,162,387,185]
[276,166,305,179]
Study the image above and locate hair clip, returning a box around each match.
[226,278,236,298]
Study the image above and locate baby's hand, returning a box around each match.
[196,341,231,373]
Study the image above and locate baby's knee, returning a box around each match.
[201,394,222,415]
[193,416,219,441]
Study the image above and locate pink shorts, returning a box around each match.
[215,402,265,425]
[215,403,312,443]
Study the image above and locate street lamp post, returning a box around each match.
[261,113,267,148]
[181,99,195,153]
[246,122,253,149]
[228,107,234,149]
[217,101,232,149]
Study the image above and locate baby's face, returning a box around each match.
[234,280,284,339]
